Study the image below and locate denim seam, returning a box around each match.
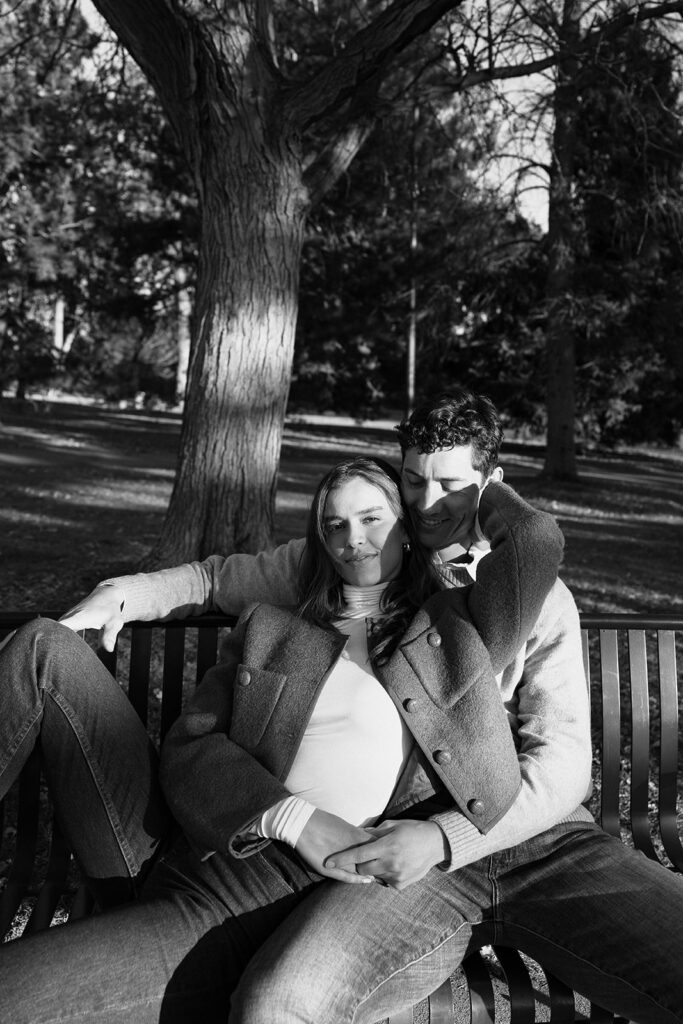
[44,684,140,877]
[353,920,471,1023]
[509,921,683,1023]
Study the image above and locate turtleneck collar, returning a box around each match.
[341,581,390,620]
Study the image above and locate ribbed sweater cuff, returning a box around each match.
[431,804,595,872]
[101,573,156,621]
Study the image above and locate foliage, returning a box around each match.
[571,17,683,444]
[0,0,197,403]
[1,0,682,451]
[293,76,534,417]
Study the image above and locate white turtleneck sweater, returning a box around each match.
[252,583,413,847]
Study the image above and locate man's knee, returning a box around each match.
[231,956,340,1024]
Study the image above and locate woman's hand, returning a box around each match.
[325,819,449,890]
[294,809,376,884]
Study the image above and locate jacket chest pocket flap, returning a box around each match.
[229,664,289,750]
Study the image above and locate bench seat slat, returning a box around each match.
[426,978,453,1024]
[461,950,496,1022]
[494,947,535,1023]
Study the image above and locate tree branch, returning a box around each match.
[303,114,377,206]
[446,0,683,93]
[284,0,464,130]
[90,0,197,109]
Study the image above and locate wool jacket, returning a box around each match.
[111,483,594,871]
[160,595,525,859]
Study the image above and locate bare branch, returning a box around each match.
[304,115,377,204]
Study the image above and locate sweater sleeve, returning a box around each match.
[101,538,306,621]
[431,581,594,871]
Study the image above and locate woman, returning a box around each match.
[0,456,558,1022]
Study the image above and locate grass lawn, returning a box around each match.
[1,396,681,616]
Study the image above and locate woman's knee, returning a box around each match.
[5,617,77,657]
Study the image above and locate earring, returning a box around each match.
[403,541,411,553]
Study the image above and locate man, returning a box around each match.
[61,389,683,1023]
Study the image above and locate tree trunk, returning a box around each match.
[174,267,191,407]
[145,116,308,564]
[90,0,462,565]
[542,1,582,480]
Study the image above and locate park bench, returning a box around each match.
[1,609,681,1023]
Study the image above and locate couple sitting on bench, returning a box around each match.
[1,389,681,1023]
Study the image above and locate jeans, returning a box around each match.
[0,618,170,905]
[231,820,683,1024]
[2,620,683,1023]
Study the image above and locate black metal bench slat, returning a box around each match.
[427,977,455,1024]
[0,748,41,937]
[493,947,535,1023]
[128,628,152,726]
[657,630,682,871]
[22,816,72,935]
[161,627,186,742]
[627,630,657,860]
[543,968,575,1021]
[597,630,622,840]
[1,612,681,1023]
[462,950,496,1022]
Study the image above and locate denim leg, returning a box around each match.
[0,835,320,1024]
[494,821,683,1024]
[0,618,170,902]
[231,857,494,1024]
[232,821,683,1024]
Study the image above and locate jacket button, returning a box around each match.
[403,698,418,713]
[433,749,451,765]
[427,632,442,647]
[237,669,251,686]
[376,656,389,667]
[467,799,485,816]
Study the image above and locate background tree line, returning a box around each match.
[1,1,682,560]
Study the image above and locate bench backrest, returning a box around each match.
[1,611,681,941]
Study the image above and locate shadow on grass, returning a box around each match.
[1,398,681,615]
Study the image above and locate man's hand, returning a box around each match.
[294,809,377,884]
[325,819,449,891]
[59,584,126,651]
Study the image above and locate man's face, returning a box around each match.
[401,444,493,557]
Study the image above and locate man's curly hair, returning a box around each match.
[396,388,503,477]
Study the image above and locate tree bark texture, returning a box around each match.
[157,118,307,560]
[542,0,582,481]
[151,14,307,562]
[89,0,460,564]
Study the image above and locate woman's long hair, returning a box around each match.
[297,456,441,661]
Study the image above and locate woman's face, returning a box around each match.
[322,477,407,587]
